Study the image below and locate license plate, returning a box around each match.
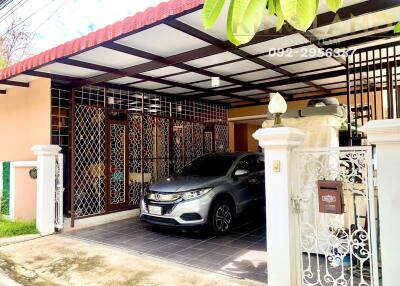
[148,205,162,215]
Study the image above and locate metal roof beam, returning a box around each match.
[0,80,29,87]
[166,19,328,94]
[68,44,260,103]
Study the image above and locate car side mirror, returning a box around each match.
[234,169,249,178]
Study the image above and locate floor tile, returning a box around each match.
[64,216,267,283]
[196,251,231,265]
[156,243,185,254]
[175,247,206,258]
[165,253,192,264]
[211,245,243,256]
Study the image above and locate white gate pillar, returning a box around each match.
[253,127,305,286]
[31,145,61,235]
[362,119,400,286]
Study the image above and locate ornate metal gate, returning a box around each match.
[107,121,128,210]
[172,120,205,174]
[69,88,228,221]
[292,146,379,286]
[55,153,64,229]
[127,114,171,207]
[73,105,106,218]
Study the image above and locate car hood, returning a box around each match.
[150,176,224,193]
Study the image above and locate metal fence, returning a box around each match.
[346,41,400,145]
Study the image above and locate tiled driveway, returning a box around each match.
[64,216,267,283]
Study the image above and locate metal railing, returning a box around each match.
[346,41,400,145]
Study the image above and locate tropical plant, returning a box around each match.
[203,0,400,46]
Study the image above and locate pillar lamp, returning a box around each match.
[268,92,287,127]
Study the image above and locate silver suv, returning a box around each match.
[140,152,265,234]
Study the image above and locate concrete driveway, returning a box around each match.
[0,234,266,286]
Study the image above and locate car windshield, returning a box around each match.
[178,155,237,177]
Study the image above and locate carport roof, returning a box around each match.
[1,0,400,107]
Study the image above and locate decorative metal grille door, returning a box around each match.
[73,105,106,218]
[172,120,205,174]
[214,124,229,152]
[127,113,142,207]
[107,121,128,211]
[127,114,170,206]
[204,131,213,153]
[293,147,379,286]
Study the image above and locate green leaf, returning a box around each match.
[276,0,285,31]
[227,0,268,46]
[268,0,276,16]
[325,0,342,13]
[202,0,226,29]
[280,0,318,31]
[227,0,242,46]
[395,22,400,34]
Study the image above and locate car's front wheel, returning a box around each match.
[209,200,233,235]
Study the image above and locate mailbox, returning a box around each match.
[317,180,344,214]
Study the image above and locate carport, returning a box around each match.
[1,0,399,223]
[1,0,400,284]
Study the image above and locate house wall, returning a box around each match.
[0,78,51,161]
[234,124,248,151]
[228,91,385,150]
[228,92,384,119]
[247,124,260,152]
[232,123,261,152]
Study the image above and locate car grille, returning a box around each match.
[145,201,175,215]
[141,215,178,225]
[146,192,181,202]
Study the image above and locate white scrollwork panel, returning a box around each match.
[293,147,379,286]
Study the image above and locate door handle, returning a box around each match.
[249,178,258,184]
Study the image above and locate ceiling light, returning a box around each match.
[211,77,220,88]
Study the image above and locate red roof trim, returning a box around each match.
[0,0,204,80]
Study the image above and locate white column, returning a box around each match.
[253,127,305,286]
[31,145,61,235]
[362,119,400,286]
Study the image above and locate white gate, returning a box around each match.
[292,146,379,286]
[55,153,64,229]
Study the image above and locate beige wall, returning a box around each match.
[228,90,385,151]
[229,105,267,118]
[228,122,235,152]
[0,78,51,161]
[228,91,384,120]
[14,167,37,221]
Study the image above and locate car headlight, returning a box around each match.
[143,186,150,198]
[181,188,212,200]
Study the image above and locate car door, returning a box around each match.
[231,155,264,213]
[251,155,265,204]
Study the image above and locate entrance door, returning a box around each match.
[106,120,129,211]
[293,146,379,286]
